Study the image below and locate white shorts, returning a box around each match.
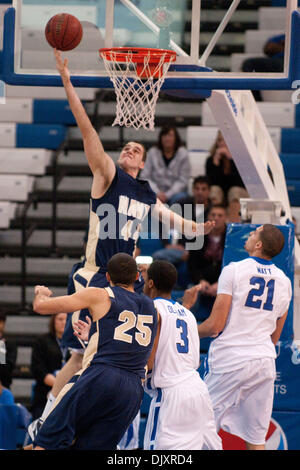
[144,373,222,450]
[118,411,140,450]
[205,357,276,446]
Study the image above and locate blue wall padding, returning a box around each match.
[223,223,295,342]
[281,129,300,153]
[280,153,300,179]
[286,180,300,206]
[16,124,67,149]
[272,0,300,5]
[273,340,300,411]
[33,100,76,125]
[295,104,300,128]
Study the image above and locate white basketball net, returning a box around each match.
[100,50,174,131]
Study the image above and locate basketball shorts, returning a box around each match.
[204,357,276,445]
[62,268,145,351]
[118,411,141,450]
[33,364,144,450]
[143,372,222,450]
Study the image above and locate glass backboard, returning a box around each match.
[1,0,300,90]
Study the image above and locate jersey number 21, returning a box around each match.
[245,276,275,311]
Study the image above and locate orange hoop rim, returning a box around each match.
[99,47,177,64]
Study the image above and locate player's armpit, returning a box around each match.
[271,310,288,345]
[197,294,232,338]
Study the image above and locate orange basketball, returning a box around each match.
[45,13,83,51]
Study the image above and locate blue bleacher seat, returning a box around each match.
[281,129,300,154]
[33,100,76,125]
[280,153,300,180]
[286,180,300,206]
[16,124,67,149]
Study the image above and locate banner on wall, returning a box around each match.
[274,340,300,411]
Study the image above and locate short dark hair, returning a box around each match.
[259,224,285,259]
[193,175,211,188]
[107,253,138,286]
[208,203,227,213]
[157,126,182,153]
[0,312,6,323]
[147,260,178,294]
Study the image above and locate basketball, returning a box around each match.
[45,13,83,51]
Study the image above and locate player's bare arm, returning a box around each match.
[153,198,215,237]
[147,311,161,372]
[33,285,111,321]
[54,49,115,197]
[271,311,288,345]
[197,294,232,338]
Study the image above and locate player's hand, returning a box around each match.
[34,285,53,297]
[194,220,215,236]
[73,316,92,342]
[182,284,202,310]
[54,48,70,82]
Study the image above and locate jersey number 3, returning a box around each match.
[176,319,189,354]
[245,276,275,311]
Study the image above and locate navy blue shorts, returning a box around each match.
[62,270,145,350]
[34,364,143,450]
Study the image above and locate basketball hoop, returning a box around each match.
[99,47,176,131]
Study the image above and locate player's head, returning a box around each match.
[107,253,138,286]
[244,224,285,259]
[144,260,178,298]
[117,141,147,176]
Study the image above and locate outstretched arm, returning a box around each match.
[33,285,110,321]
[54,49,115,196]
[153,198,215,238]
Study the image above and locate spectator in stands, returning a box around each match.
[188,204,227,320]
[140,126,191,205]
[205,131,248,220]
[241,34,285,101]
[151,175,213,287]
[0,313,17,391]
[30,313,69,420]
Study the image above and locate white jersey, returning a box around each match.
[208,256,292,373]
[149,298,200,389]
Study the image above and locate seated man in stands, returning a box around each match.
[241,34,285,101]
[151,176,213,288]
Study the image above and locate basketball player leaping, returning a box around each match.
[198,224,292,450]
[27,49,214,441]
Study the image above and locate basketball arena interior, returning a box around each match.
[0,0,299,451]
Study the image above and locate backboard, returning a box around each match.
[1,0,300,91]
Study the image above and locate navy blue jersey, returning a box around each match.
[87,286,157,379]
[84,165,156,273]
